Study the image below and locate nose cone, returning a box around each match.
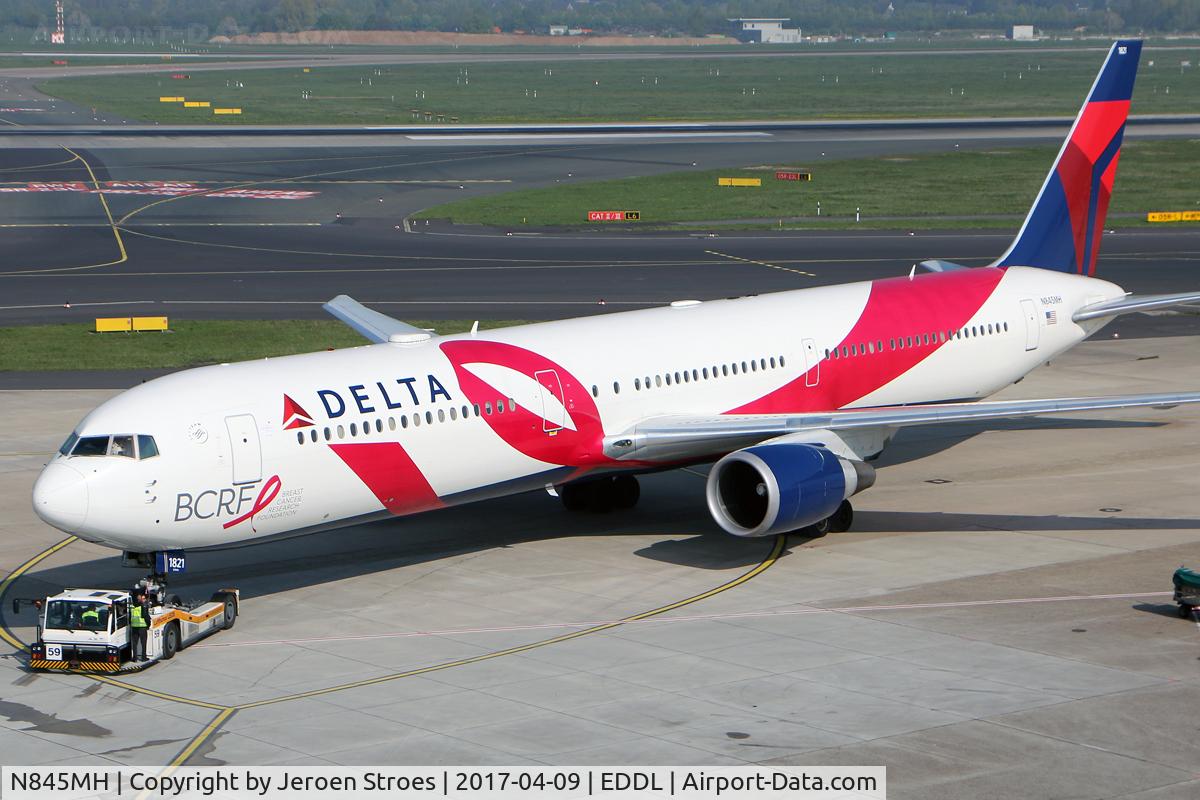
[32,462,89,532]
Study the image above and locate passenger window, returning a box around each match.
[731,363,738,375]
[769,357,776,369]
[388,417,396,431]
[655,375,663,387]
[509,398,516,412]
[472,403,481,416]
[296,432,304,445]
[741,361,748,373]
[425,411,433,424]
[591,385,598,397]
[750,360,758,371]
[1004,322,1009,332]
[309,430,317,443]
[634,378,641,390]
[376,419,383,433]
[703,368,710,379]
[988,324,994,335]
[692,369,699,381]
[324,427,331,441]
[109,435,135,458]
[674,371,681,384]
[337,425,345,439]
[840,347,848,358]
[485,402,493,415]
[867,342,875,354]
[779,355,785,367]
[401,416,409,429]
[665,373,673,386]
[683,372,690,383]
[759,359,766,371]
[722,365,729,377]
[438,409,446,422]
[462,405,470,419]
[614,381,621,394]
[137,435,159,459]
[350,423,357,437]
[889,339,896,350]
[450,407,458,421]
[413,414,421,427]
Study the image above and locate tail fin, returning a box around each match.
[992,40,1142,275]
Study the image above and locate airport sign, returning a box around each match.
[587,210,640,221]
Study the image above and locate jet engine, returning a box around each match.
[706,442,875,537]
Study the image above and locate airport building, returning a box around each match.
[728,18,802,44]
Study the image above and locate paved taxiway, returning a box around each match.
[0,335,1197,797]
[2,134,1200,338]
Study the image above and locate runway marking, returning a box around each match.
[0,222,323,228]
[705,249,816,277]
[192,590,1176,651]
[0,154,80,173]
[0,536,77,653]
[0,529,785,767]
[114,145,581,226]
[0,179,512,185]
[42,147,129,275]
[0,300,156,310]
[231,533,788,711]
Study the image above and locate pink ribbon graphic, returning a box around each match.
[223,475,281,531]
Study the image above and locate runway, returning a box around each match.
[1,335,1197,795]
[2,135,1199,339]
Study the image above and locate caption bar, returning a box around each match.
[3,766,885,800]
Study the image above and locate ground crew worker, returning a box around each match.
[130,593,149,662]
[80,606,99,629]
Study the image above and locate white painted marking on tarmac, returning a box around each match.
[404,132,772,141]
[0,300,156,310]
[193,591,1174,650]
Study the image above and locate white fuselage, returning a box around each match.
[32,266,1122,552]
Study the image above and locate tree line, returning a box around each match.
[3,1,1197,40]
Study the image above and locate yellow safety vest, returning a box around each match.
[81,609,99,624]
[130,605,147,628]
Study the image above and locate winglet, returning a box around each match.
[992,40,1142,275]
[323,295,429,343]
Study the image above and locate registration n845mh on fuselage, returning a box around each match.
[32,40,1200,559]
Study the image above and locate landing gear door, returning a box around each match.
[1020,299,1040,351]
[802,338,820,387]
[534,369,565,434]
[225,414,261,485]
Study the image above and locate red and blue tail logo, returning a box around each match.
[993,40,1141,276]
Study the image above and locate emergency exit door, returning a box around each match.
[1020,299,1040,351]
[802,338,821,387]
[225,414,262,485]
[534,370,565,433]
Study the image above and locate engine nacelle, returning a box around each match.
[706,443,875,537]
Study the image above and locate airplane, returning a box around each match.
[31,39,1200,562]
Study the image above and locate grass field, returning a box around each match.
[39,47,1200,125]
[413,138,1200,229]
[0,319,518,371]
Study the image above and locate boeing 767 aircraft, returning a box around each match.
[32,40,1200,561]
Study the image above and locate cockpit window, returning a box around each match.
[108,435,135,458]
[137,435,159,460]
[58,433,79,457]
[71,436,110,457]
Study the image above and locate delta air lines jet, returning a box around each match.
[32,41,1200,559]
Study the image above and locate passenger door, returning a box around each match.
[802,338,821,387]
[534,370,566,434]
[1020,299,1040,351]
[225,414,261,485]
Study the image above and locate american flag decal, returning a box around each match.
[1045,309,1058,325]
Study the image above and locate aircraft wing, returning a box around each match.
[604,391,1200,462]
[1072,291,1200,322]
[323,295,429,343]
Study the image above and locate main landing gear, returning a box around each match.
[798,500,855,538]
[559,475,641,513]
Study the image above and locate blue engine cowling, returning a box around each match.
[706,443,875,537]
